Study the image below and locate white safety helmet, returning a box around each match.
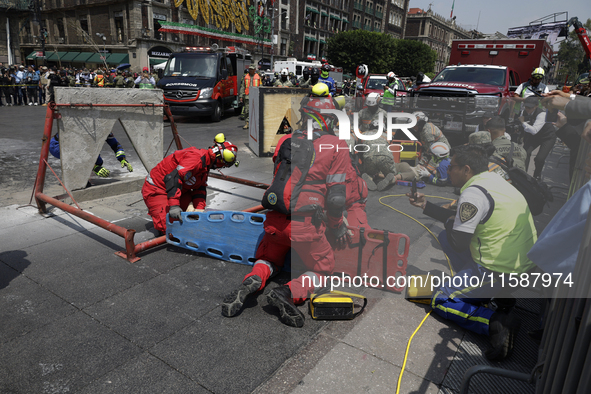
[365,92,380,107]
[430,142,450,158]
[387,71,396,79]
[280,68,289,76]
[412,111,428,122]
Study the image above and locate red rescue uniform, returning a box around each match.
[142,147,213,232]
[246,132,350,303]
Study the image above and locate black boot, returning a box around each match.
[485,312,521,361]
[267,285,305,328]
[221,275,262,317]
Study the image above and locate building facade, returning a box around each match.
[8,0,415,71]
[1,0,29,65]
[404,7,472,73]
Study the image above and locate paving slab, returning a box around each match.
[78,352,208,394]
[0,311,142,394]
[84,257,247,349]
[150,287,329,394]
[0,261,77,345]
[0,232,159,308]
[289,342,440,394]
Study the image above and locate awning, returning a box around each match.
[26,50,39,60]
[342,17,349,23]
[59,52,80,62]
[86,52,109,63]
[46,52,68,61]
[305,36,318,42]
[106,53,129,64]
[72,52,94,62]
[330,14,342,21]
[319,39,326,44]
[306,6,319,14]
[149,57,167,65]
[321,10,328,16]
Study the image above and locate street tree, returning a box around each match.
[326,30,436,77]
[556,18,591,84]
[325,30,397,74]
[391,40,437,77]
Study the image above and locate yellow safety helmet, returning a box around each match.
[312,82,330,97]
[210,134,239,168]
[532,68,545,79]
[333,95,346,110]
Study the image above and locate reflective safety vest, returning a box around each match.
[95,75,104,87]
[244,73,261,95]
[139,78,154,89]
[460,171,537,274]
[382,81,397,106]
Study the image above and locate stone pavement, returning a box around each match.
[0,108,571,393]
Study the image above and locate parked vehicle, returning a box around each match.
[355,74,407,110]
[157,46,251,121]
[409,39,554,138]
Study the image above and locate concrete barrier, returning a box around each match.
[54,87,164,191]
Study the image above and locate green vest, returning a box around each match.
[460,171,537,274]
[139,78,154,89]
[382,81,396,106]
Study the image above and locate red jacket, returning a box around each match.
[147,147,213,209]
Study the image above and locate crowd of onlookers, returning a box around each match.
[0,63,159,107]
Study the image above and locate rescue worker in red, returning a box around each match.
[221,84,350,327]
[142,133,238,233]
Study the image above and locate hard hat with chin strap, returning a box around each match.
[430,142,450,158]
[210,133,239,168]
[387,71,396,79]
[532,68,545,78]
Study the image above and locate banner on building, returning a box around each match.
[507,21,567,45]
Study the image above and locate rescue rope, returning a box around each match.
[396,310,432,394]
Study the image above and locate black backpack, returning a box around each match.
[262,131,317,214]
[490,143,553,216]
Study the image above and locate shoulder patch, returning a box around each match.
[459,202,478,223]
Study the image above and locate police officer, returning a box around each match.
[511,68,549,120]
[381,71,398,112]
[519,96,557,180]
[298,67,312,88]
[273,68,294,87]
[409,144,537,361]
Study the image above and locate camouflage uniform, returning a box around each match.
[468,131,510,181]
[358,107,387,132]
[273,78,294,87]
[114,74,126,88]
[418,122,451,152]
[359,131,418,190]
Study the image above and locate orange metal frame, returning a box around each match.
[34,102,266,263]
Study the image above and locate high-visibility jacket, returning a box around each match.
[244,73,261,95]
[95,74,104,87]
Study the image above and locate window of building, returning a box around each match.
[153,13,167,40]
[281,0,288,4]
[280,38,287,56]
[56,18,65,42]
[115,17,124,43]
[80,17,88,35]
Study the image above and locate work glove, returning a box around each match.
[120,159,133,172]
[168,205,183,224]
[93,165,110,178]
[333,220,352,249]
[417,166,431,178]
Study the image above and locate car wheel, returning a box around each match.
[211,100,222,122]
